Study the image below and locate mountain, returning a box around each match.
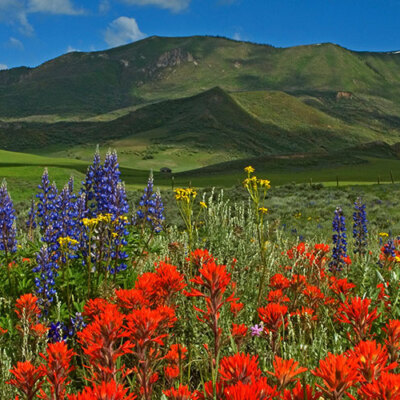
[1,87,397,174]
[1,35,400,118]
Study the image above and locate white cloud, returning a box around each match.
[0,0,34,35]
[99,0,110,13]
[8,37,24,49]
[120,0,190,12]
[233,32,241,41]
[0,64,8,70]
[28,0,84,15]
[104,16,146,47]
[0,0,84,35]
[66,45,79,52]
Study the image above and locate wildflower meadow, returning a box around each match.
[2,149,400,399]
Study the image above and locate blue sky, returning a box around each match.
[0,0,399,70]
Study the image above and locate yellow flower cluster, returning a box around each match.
[259,207,268,214]
[200,201,207,209]
[58,236,79,247]
[82,213,117,228]
[175,188,197,202]
[379,232,389,237]
[243,166,271,191]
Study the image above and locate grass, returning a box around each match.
[3,146,400,204]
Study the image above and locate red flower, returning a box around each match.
[151,261,186,306]
[314,243,330,253]
[223,378,279,400]
[283,380,322,400]
[78,303,133,383]
[329,277,356,298]
[218,353,261,386]
[190,249,215,267]
[15,293,40,322]
[125,305,177,400]
[302,285,324,308]
[67,380,136,400]
[358,372,400,399]
[267,356,307,390]
[118,262,186,309]
[268,274,290,290]
[289,275,307,293]
[384,319,400,363]
[82,298,110,321]
[231,324,248,351]
[184,257,237,365]
[163,385,198,399]
[164,344,187,380]
[126,305,176,348]
[230,299,244,316]
[311,352,360,400]
[290,307,317,321]
[31,323,48,338]
[336,297,379,342]
[7,361,45,400]
[377,282,392,311]
[0,325,7,334]
[40,341,76,400]
[164,365,180,379]
[165,344,188,363]
[258,303,288,334]
[267,290,290,304]
[115,288,149,310]
[347,340,397,383]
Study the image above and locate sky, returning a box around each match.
[0,0,399,70]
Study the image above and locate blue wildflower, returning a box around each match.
[353,197,368,255]
[330,207,348,272]
[33,245,59,317]
[36,169,58,235]
[0,180,17,256]
[134,174,165,233]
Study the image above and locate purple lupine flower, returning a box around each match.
[134,174,165,233]
[33,245,59,317]
[0,180,17,256]
[353,197,368,255]
[330,207,348,272]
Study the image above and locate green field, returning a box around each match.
[3,147,400,203]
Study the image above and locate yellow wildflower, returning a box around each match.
[58,237,79,247]
[259,207,268,214]
[200,201,207,209]
[258,179,271,189]
[379,232,389,237]
[244,165,255,174]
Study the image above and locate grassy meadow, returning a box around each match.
[1,151,400,398]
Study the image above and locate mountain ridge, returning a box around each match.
[1,35,400,118]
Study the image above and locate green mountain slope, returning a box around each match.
[1,36,400,117]
[1,87,395,173]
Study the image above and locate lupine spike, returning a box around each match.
[134,174,165,233]
[0,179,17,256]
[33,245,59,317]
[330,207,348,273]
[353,197,368,255]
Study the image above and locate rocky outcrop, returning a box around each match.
[156,48,195,68]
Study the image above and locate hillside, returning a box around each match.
[1,36,400,118]
[1,87,396,173]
